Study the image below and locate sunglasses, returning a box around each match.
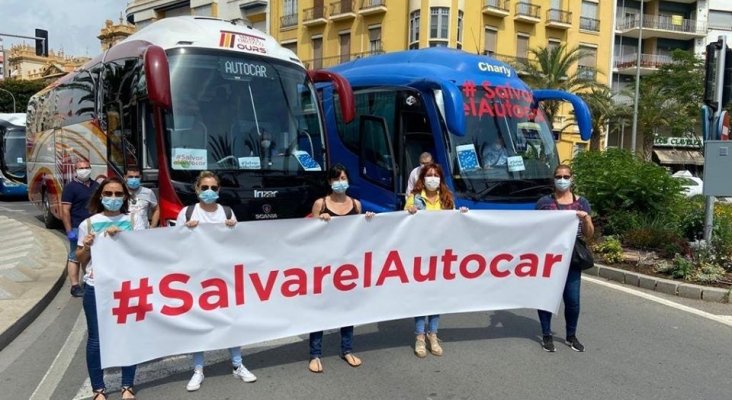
[554,175,572,180]
[200,185,219,191]
[102,191,125,197]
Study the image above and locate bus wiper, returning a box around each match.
[508,184,553,196]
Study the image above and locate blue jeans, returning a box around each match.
[414,315,440,335]
[538,266,581,337]
[309,326,353,358]
[68,228,78,262]
[83,285,136,391]
[192,348,242,370]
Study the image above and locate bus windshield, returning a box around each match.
[449,82,559,202]
[164,48,324,177]
[2,129,26,179]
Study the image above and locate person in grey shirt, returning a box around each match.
[406,152,433,195]
[125,166,160,229]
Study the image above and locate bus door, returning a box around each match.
[397,94,437,207]
[357,114,397,211]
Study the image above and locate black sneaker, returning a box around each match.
[70,284,84,298]
[566,335,585,352]
[541,335,556,352]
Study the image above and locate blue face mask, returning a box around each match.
[554,178,572,192]
[331,180,349,194]
[101,196,124,212]
[198,189,219,204]
[126,177,141,190]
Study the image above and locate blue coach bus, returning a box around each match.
[0,113,28,198]
[319,48,592,211]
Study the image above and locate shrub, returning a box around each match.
[594,236,623,264]
[657,255,694,279]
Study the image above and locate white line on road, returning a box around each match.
[584,276,732,328]
[29,311,86,400]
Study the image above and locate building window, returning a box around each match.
[429,41,448,48]
[430,7,449,40]
[409,10,420,46]
[484,27,497,55]
[708,10,732,30]
[548,39,561,53]
[282,41,297,54]
[312,37,323,69]
[457,10,464,44]
[516,34,529,62]
[578,45,597,80]
[580,1,600,31]
[368,26,382,54]
[282,0,298,27]
[340,33,351,64]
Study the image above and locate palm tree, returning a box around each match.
[513,44,598,127]
[579,86,623,151]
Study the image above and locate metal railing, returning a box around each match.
[303,49,385,69]
[331,0,355,15]
[484,0,509,12]
[515,2,540,19]
[616,14,706,35]
[580,17,600,32]
[280,13,298,28]
[361,0,385,9]
[547,9,571,24]
[303,6,326,22]
[614,53,674,69]
[577,65,596,80]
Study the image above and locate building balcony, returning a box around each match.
[580,16,600,32]
[330,0,356,22]
[614,53,674,76]
[302,6,327,26]
[482,0,510,18]
[616,15,706,40]
[546,9,571,29]
[359,0,386,16]
[280,13,298,29]
[514,2,540,24]
[577,65,597,81]
[303,48,386,70]
[238,0,267,16]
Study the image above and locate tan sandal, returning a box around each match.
[427,333,443,356]
[308,357,323,373]
[415,335,427,358]
[121,386,136,400]
[341,353,362,367]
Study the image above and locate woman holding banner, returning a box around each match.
[308,164,374,373]
[534,164,594,353]
[405,163,467,358]
[175,171,258,391]
[76,177,139,400]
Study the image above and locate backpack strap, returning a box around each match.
[185,205,195,222]
[223,206,233,220]
[320,197,327,214]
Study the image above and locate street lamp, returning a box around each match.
[0,87,16,113]
[630,0,644,154]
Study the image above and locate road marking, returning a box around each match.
[584,276,732,328]
[29,311,86,400]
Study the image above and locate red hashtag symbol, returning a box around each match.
[112,278,154,324]
[462,80,476,98]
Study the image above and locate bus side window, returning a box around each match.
[142,103,158,169]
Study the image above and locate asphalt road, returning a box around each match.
[1,199,731,400]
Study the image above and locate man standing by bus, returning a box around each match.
[61,160,98,297]
[406,152,433,195]
[125,166,160,229]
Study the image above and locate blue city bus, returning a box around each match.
[0,113,28,198]
[319,48,592,211]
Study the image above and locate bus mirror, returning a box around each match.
[144,45,172,109]
[533,89,592,141]
[308,70,355,123]
[408,80,465,137]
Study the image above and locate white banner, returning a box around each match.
[93,210,578,368]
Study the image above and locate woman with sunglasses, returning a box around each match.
[76,177,140,400]
[174,171,256,392]
[534,164,594,353]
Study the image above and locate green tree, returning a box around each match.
[0,79,49,114]
[578,86,628,151]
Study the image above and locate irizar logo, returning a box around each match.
[478,62,512,77]
[254,190,278,198]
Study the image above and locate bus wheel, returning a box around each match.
[42,192,61,229]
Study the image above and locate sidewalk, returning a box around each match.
[0,215,67,350]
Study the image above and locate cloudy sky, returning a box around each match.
[1,0,129,57]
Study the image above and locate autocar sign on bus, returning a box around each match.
[220,59,269,80]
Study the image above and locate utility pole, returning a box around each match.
[630,0,644,154]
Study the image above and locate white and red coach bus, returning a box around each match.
[26,16,354,227]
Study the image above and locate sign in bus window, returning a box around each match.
[293,150,322,171]
[219,59,270,81]
[238,156,262,170]
[456,144,480,172]
[171,148,207,170]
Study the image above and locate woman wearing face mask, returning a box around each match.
[534,164,594,353]
[175,171,256,391]
[308,164,373,373]
[405,163,466,358]
[76,177,140,400]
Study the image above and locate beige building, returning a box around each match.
[6,45,90,81]
[98,18,136,51]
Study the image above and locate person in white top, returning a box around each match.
[406,152,433,195]
[125,166,159,229]
[175,171,256,392]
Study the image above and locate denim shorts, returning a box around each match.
[68,228,78,263]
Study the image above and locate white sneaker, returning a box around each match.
[233,364,257,382]
[186,369,204,391]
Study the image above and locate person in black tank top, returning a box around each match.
[308,164,374,373]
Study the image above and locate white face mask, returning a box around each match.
[425,176,440,191]
[261,140,271,149]
[76,168,92,181]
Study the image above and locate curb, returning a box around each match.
[0,216,68,351]
[584,264,731,304]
